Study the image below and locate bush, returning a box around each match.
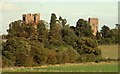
[30,41,49,66]
[2,56,15,67]
[101,58,117,62]
[2,37,33,67]
[76,37,101,56]
[15,54,34,67]
[47,49,57,64]
[95,56,102,63]
[66,46,79,63]
[78,54,95,62]
[94,48,101,55]
[56,46,79,64]
[78,54,102,63]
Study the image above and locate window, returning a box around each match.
[23,16,26,21]
[34,16,36,22]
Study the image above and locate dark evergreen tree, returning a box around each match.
[76,19,93,37]
[49,13,63,46]
[7,20,38,40]
[101,25,111,38]
[59,16,67,27]
[61,25,78,48]
[37,20,48,45]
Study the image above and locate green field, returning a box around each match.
[99,44,118,59]
[1,62,118,72]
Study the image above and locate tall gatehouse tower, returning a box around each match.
[88,18,98,36]
[22,13,40,28]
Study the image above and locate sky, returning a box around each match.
[0,0,119,34]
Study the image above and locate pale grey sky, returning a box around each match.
[1,0,120,2]
[0,0,119,34]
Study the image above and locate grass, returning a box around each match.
[99,44,118,59]
[1,62,118,72]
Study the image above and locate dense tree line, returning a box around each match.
[96,24,119,45]
[3,13,114,67]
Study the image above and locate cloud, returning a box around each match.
[0,3,23,12]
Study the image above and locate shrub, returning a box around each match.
[78,54,94,62]
[95,56,102,63]
[47,49,57,64]
[76,37,101,56]
[2,56,15,67]
[30,41,49,66]
[2,37,33,67]
[15,53,34,67]
[78,54,102,63]
[66,46,79,63]
[56,46,79,64]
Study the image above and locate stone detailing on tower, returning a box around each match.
[22,13,40,29]
[88,18,98,36]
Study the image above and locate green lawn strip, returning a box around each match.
[43,63,118,72]
[2,62,118,72]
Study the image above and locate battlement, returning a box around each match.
[88,18,98,36]
[22,13,40,28]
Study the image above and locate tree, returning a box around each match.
[76,37,100,55]
[76,19,93,37]
[115,24,120,30]
[61,25,78,48]
[101,25,111,38]
[59,16,67,27]
[26,23,38,40]
[76,37,101,62]
[37,20,48,45]
[98,25,114,44]
[2,13,103,67]
[114,24,119,43]
[30,40,49,65]
[7,20,27,38]
[96,31,102,40]
[49,13,63,46]
[97,24,119,44]
[7,20,38,39]
[56,46,79,64]
[47,49,57,64]
[2,37,34,67]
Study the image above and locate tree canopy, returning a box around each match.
[4,13,119,67]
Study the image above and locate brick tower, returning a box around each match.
[88,18,98,36]
[22,13,40,29]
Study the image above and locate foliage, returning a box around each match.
[75,19,94,37]
[7,20,38,40]
[61,25,78,48]
[2,37,34,67]
[49,13,63,46]
[47,49,57,65]
[59,16,67,26]
[56,46,79,64]
[37,20,48,45]
[97,25,118,44]
[75,37,100,54]
[30,40,49,65]
[2,56,15,67]
[101,25,111,38]
[2,13,103,67]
